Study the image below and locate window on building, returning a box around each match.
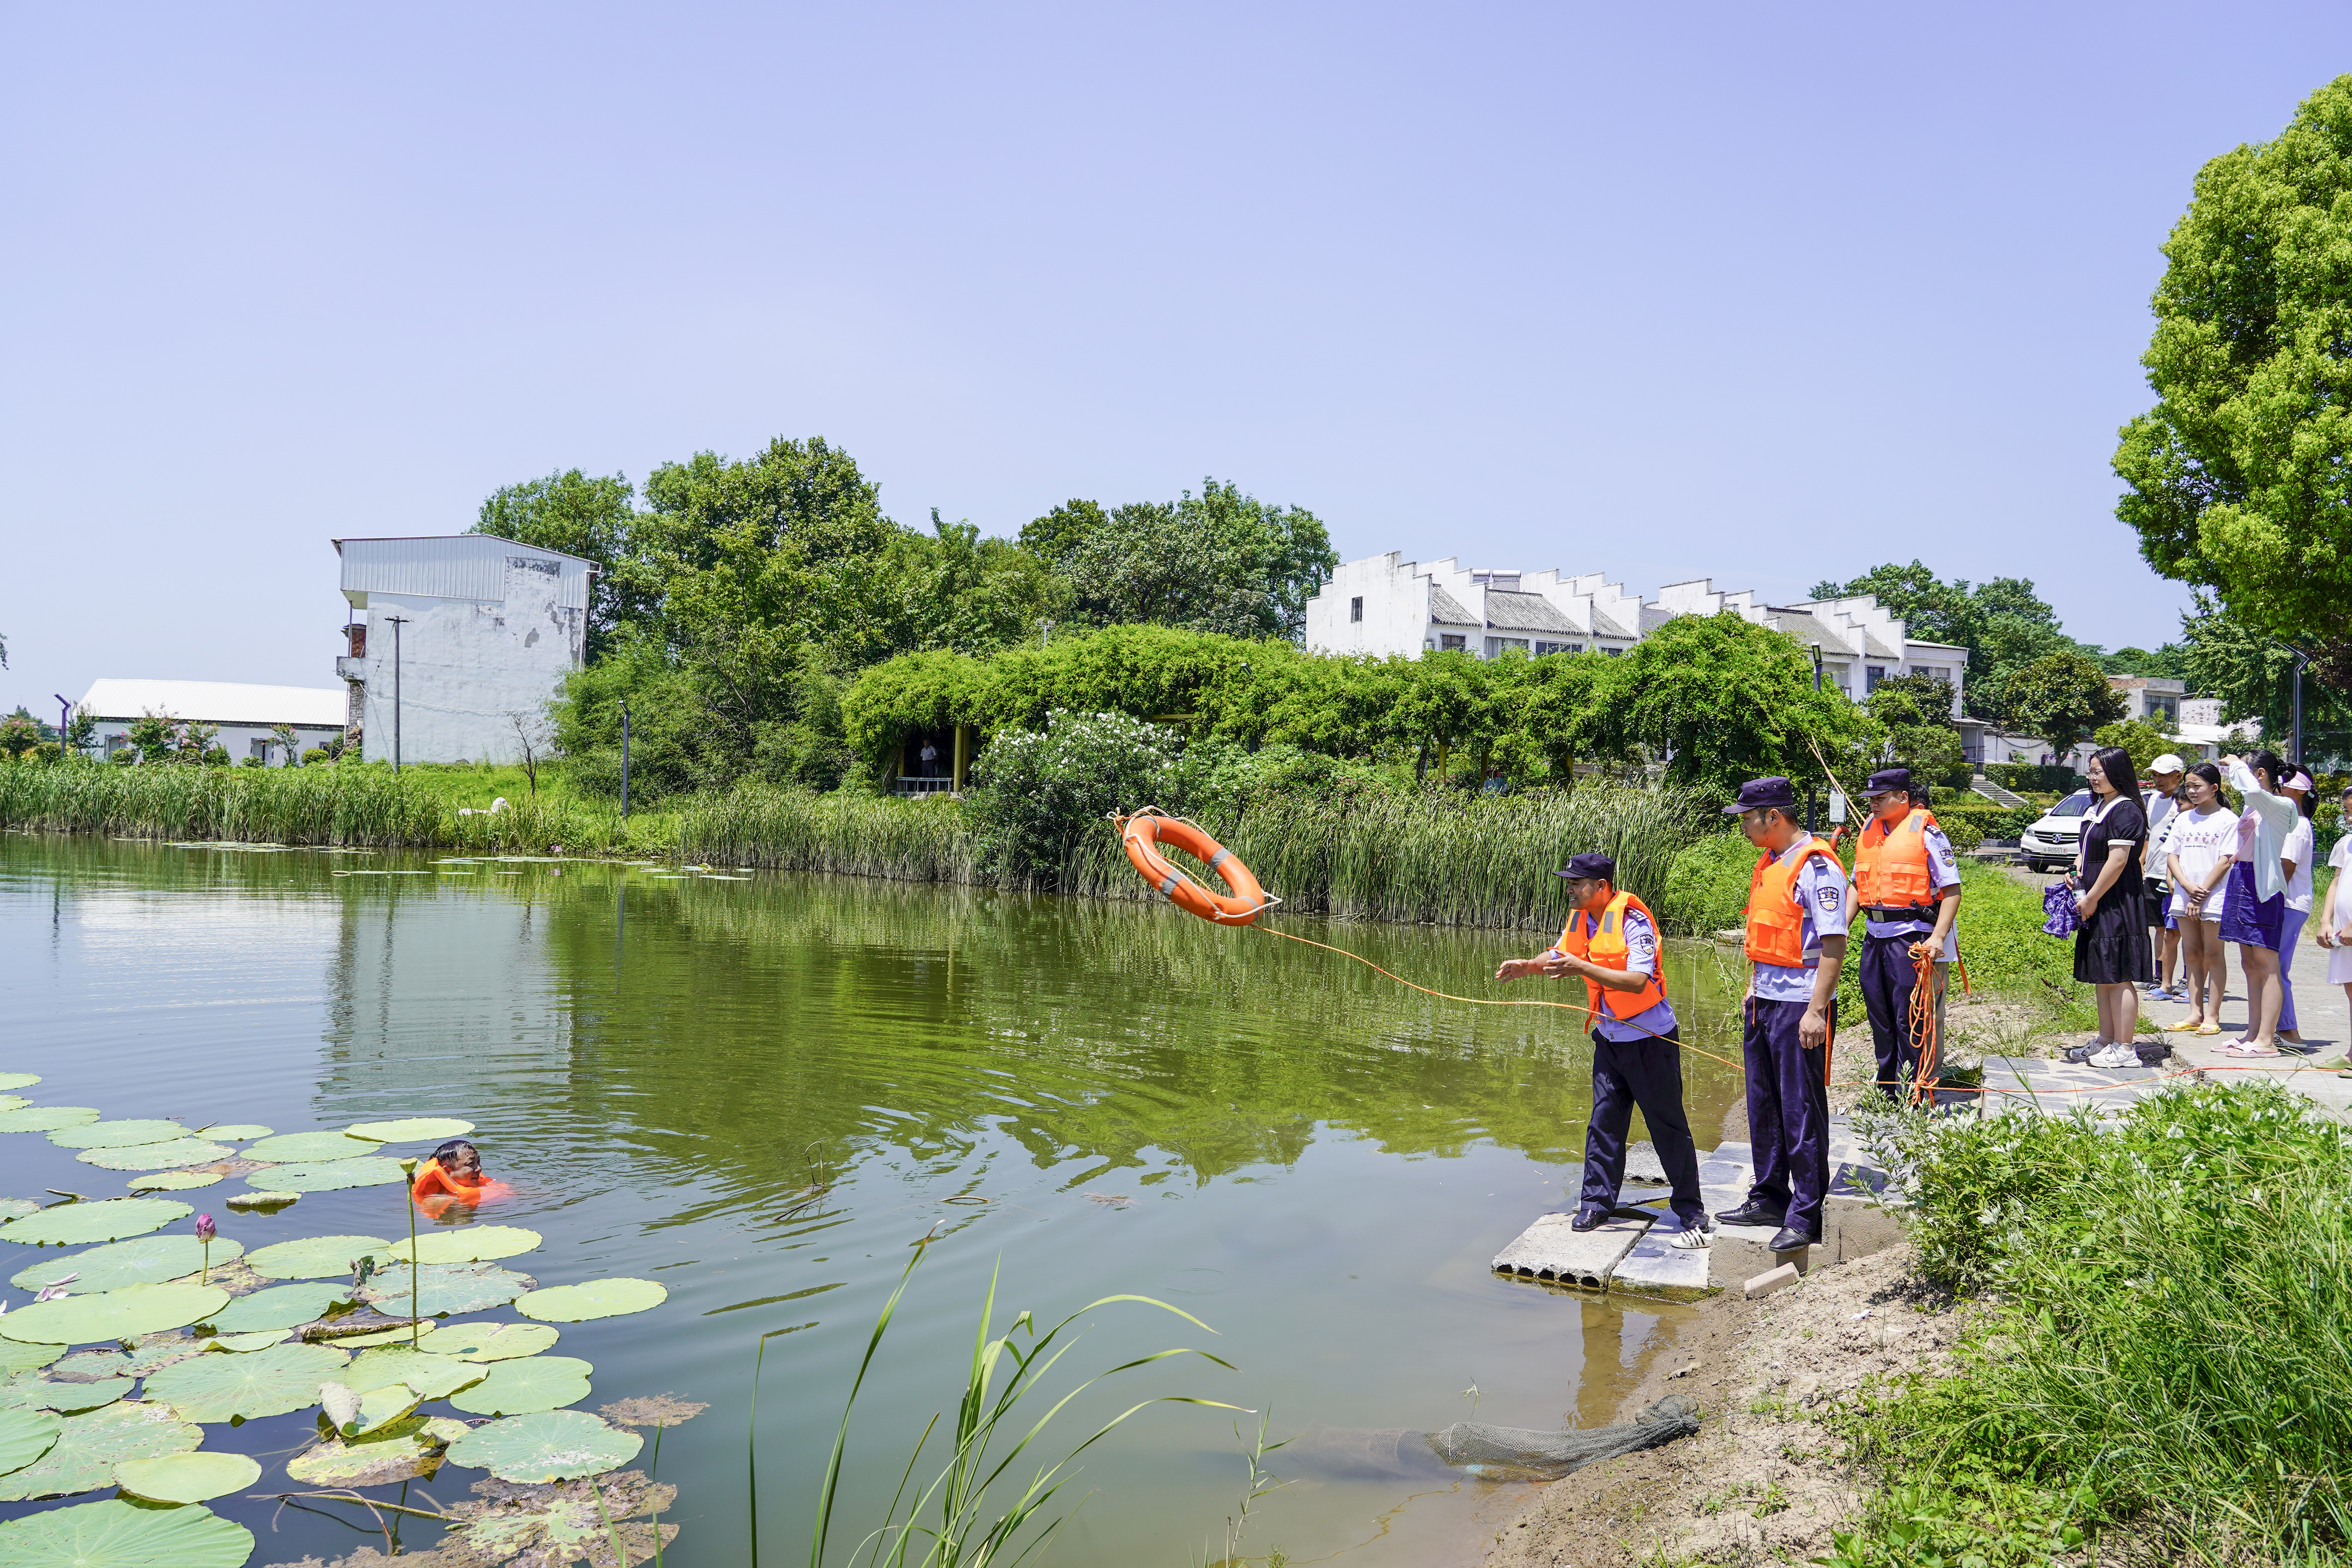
[249,738,270,759]
[1440,634,1466,652]
[2151,695,2179,725]
[1349,596,1363,623]
[1866,665,1887,690]
[1602,645,1624,657]
[1533,641,1580,657]
[1483,636,1530,658]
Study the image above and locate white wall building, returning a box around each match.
[77,678,346,763]
[335,535,594,765]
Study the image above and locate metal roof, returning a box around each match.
[1481,590,1578,635]
[78,679,347,728]
[335,535,594,609]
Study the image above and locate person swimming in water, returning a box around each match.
[411,1138,508,1203]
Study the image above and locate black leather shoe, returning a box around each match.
[1570,1209,1608,1232]
[1768,1226,1820,1252]
[1715,1201,1786,1229]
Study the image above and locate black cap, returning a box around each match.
[1864,767,1915,797]
[1722,776,1799,815]
[1553,852,1616,882]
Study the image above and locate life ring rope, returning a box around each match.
[1111,807,1281,926]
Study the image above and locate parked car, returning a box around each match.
[2017,789,2094,873]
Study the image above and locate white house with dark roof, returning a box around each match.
[76,678,347,763]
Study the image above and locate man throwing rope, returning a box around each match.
[1496,852,1711,1250]
[1851,768,1961,1106]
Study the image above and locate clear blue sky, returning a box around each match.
[4,4,2344,718]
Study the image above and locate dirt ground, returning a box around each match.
[1478,1242,1960,1567]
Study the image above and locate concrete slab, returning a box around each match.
[1709,1222,1809,1288]
[1491,1210,1651,1290]
[1610,1209,1714,1301]
[1622,1140,1670,1186]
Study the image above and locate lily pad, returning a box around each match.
[0,1097,26,1113]
[113,1450,261,1503]
[446,1409,641,1483]
[118,1341,203,1377]
[11,1236,245,1296]
[246,1130,383,1163]
[0,1401,202,1501]
[285,1414,468,1486]
[204,1281,348,1333]
[598,1394,708,1428]
[224,1190,298,1209]
[0,1378,132,1415]
[0,1282,229,1346]
[205,1331,290,1353]
[0,1497,254,1567]
[328,1321,437,1349]
[362,1262,535,1317]
[192,1124,271,1141]
[321,1379,424,1437]
[383,1225,541,1266]
[346,1346,487,1401]
[139,1339,348,1422]
[445,1469,676,1563]
[0,1408,62,1477]
[0,1342,64,1377]
[345,1116,475,1142]
[448,1355,592,1417]
[244,1234,389,1280]
[0,1200,36,1221]
[515,1278,667,1323]
[46,1121,188,1152]
[0,1200,191,1247]
[249,1157,407,1192]
[73,1140,234,1173]
[430,1321,559,1362]
[46,1350,128,1379]
[125,1172,220,1192]
[0,1107,99,1134]
[0,1075,38,1092]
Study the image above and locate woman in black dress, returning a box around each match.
[2071,745,2154,1067]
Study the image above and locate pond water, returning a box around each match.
[0,835,1749,1566]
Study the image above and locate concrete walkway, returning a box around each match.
[1970,773,2031,809]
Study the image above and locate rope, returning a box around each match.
[1906,942,1946,1105]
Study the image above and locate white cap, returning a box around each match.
[2148,753,2185,775]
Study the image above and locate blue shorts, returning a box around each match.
[2216,861,2284,950]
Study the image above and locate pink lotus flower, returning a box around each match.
[194,1214,216,1243]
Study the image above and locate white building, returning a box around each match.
[335,535,594,765]
[77,678,346,763]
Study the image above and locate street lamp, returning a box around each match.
[1039,619,1055,647]
[1808,644,1825,833]
[619,699,630,823]
[384,616,410,773]
[52,695,72,758]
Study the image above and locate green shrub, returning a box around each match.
[966,711,1245,887]
[301,748,330,765]
[1984,762,2083,793]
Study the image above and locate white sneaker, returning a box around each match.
[1668,1219,1712,1250]
[2088,1042,2139,1069]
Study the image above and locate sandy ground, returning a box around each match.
[1479,1242,1959,1567]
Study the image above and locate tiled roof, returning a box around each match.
[1429,584,1478,624]
[1481,590,1577,634]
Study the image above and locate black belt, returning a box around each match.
[1863,905,1938,924]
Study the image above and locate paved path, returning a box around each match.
[1969,773,2031,809]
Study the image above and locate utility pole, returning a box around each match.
[619,700,630,822]
[52,695,71,758]
[1039,619,1054,648]
[2291,647,2308,764]
[385,616,410,773]
[1808,644,1825,833]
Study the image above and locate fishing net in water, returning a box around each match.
[1278,1394,1700,1483]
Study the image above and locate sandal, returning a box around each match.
[2220,1040,2280,1057]
[2195,1022,2223,1036]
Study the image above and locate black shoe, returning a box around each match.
[2135,1041,2171,1067]
[1570,1209,1608,1232]
[1768,1226,1819,1253]
[1715,1201,1786,1229]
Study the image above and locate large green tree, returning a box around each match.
[1021,479,1336,640]
[1864,672,1965,784]
[1809,560,2096,726]
[2001,652,2127,760]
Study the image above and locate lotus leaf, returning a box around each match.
[113,1449,261,1503]
[125,1172,220,1192]
[0,1107,99,1134]
[344,1116,474,1142]
[382,1225,542,1266]
[204,1330,290,1352]
[447,1355,592,1417]
[319,1380,360,1431]
[446,1408,641,1483]
[0,1343,64,1377]
[429,1321,559,1362]
[0,1199,191,1247]
[244,1234,390,1281]
[138,1339,347,1423]
[193,1124,271,1141]
[0,1498,254,1568]
[0,1282,229,1346]
[0,1096,26,1112]
[203,1281,348,1333]
[0,1378,132,1415]
[0,1075,37,1092]
[46,1121,188,1152]
[284,1414,468,1486]
[329,1321,437,1348]
[346,1347,486,1402]
[246,1130,383,1162]
[598,1394,709,1428]
[73,1140,234,1173]
[11,1235,245,1295]
[515,1278,667,1323]
[0,1408,61,1477]
[248,1158,407,1193]
[118,1341,203,1377]
[362,1262,535,1317]
[0,1200,36,1220]
[0,1401,201,1501]
[224,1191,298,1209]
[45,1350,128,1380]
[445,1469,677,1564]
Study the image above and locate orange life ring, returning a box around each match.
[1118,813,1270,926]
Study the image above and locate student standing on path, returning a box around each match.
[2140,754,2187,1002]
[1715,777,1845,1255]
[1496,853,1711,1250]
[2311,781,2352,1076]
[2218,751,2297,1056]
[2163,762,2237,1037]
[2277,767,2316,1048]
[2068,746,2154,1069]
[1850,767,1961,1104]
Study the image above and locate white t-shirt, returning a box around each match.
[2283,817,2315,913]
[2141,789,2178,875]
[2162,806,2239,920]
[1749,842,1850,1004]
[2328,838,2352,929]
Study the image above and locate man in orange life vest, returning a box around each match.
[1852,767,1962,1105]
[1716,776,1847,1254]
[1495,851,1711,1249]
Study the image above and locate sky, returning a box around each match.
[4,3,2346,718]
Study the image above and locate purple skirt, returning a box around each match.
[2216,860,2284,950]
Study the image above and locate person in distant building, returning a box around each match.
[1851,768,1962,1104]
[918,740,940,778]
[1716,777,1846,1255]
[1495,853,1710,1250]
[2139,754,2187,1003]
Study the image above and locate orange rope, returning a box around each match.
[1906,944,1945,1105]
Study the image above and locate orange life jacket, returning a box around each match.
[1745,836,1841,968]
[1556,889,1670,1021]
[411,1158,485,1200]
[1852,807,1940,919]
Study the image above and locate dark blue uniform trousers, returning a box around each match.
[1579,1026,1706,1227]
[1858,931,1930,1102]
[1740,996,1830,1238]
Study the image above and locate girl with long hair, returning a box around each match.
[2163,762,2235,1036]
[2069,746,2154,1067]
[2217,750,2297,1054]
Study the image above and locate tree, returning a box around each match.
[2100,644,2189,679]
[2001,652,2127,760]
[2114,76,2352,659]
[473,469,644,657]
[1810,560,2100,726]
[2179,596,2352,746]
[509,711,552,797]
[1865,673,1965,784]
[0,710,39,759]
[270,724,301,765]
[1031,480,1336,641]
[2092,718,2180,775]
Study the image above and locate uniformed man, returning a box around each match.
[1851,767,1962,1105]
[1495,851,1710,1249]
[1715,776,1847,1253]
